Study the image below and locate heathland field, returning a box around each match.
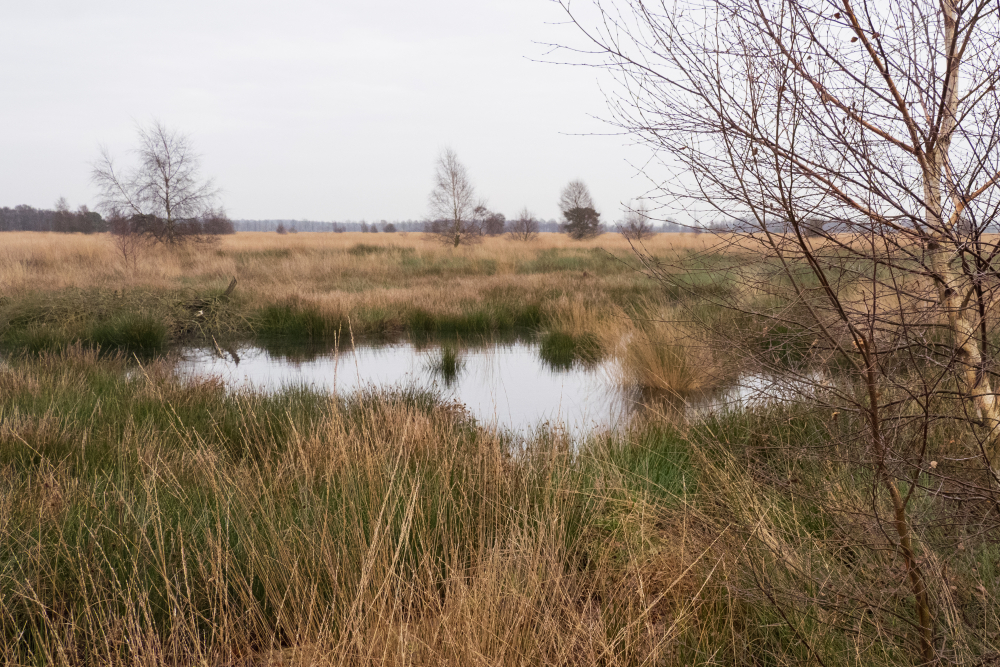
[0,232,737,392]
[0,231,717,346]
[2,232,999,665]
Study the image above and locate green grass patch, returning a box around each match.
[659,270,733,301]
[2,324,74,354]
[426,344,464,386]
[231,248,293,264]
[255,303,333,341]
[594,425,695,501]
[0,287,246,355]
[399,253,495,277]
[405,301,542,337]
[346,243,415,257]
[539,330,601,370]
[86,312,168,353]
[518,248,633,274]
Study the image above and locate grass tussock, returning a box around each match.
[539,330,601,369]
[257,301,334,341]
[86,311,169,353]
[581,296,733,395]
[1,290,172,355]
[615,320,724,394]
[426,343,464,385]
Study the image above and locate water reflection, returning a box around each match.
[177,339,819,436]
[693,370,829,416]
[425,344,464,387]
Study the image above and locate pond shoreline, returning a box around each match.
[177,337,817,437]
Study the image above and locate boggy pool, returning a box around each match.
[177,339,815,438]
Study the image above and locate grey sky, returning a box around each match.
[1,1,654,222]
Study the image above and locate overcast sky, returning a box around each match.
[0,0,658,222]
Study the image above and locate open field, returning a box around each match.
[0,231,724,293]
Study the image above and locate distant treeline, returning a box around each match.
[233,220,430,233]
[0,206,699,235]
[108,212,235,240]
[0,204,106,233]
[234,219,695,234]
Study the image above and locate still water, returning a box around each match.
[177,340,811,436]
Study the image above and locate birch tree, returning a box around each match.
[427,149,481,247]
[560,0,1000,661]
[92,121,219,245]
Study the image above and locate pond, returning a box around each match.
[177,339,816,437]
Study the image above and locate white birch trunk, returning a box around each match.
[925,0,1000,466]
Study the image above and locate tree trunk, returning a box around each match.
[924,0,1000,467]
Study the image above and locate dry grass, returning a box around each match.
[538,294,729,394]
[0,232,724,350]
[613,318,726,395]
[0,231,717,295]
[4,347,996,665]
[0,231,764,400]
[0,347,725,666]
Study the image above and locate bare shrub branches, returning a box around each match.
[509,208,540,241]
[619,200,655,240]
[560,0,1000,661]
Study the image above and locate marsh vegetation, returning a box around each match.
[3,231,1000,664]
[0,232,731,396]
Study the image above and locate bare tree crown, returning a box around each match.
[92,121,220,244]
[558,180,594,213]
[620,200,654,240]
[509,207,540,241]
[428,149,476,224]
[427,149,482,246]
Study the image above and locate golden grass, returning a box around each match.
[614,320,725,395]
[7,347,995,665]
[0,231,718,294]
[0,231,749,395]
[0,232,724,349]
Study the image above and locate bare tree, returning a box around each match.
[508,207,540,241]
[562,0,1000,662]
[619,200,655,240]
[92,121,220,245]
[558,180,594,211]
[427,149,481,247]
[558,180,602,239]
[108,212,149,273]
